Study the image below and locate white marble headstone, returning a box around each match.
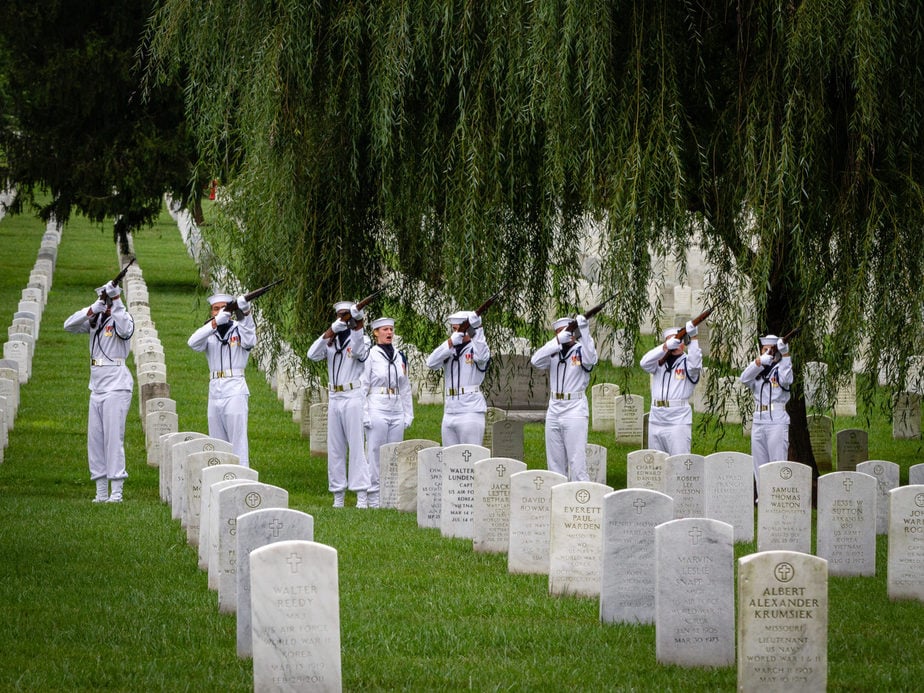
[585,443,607,485]
[600,489,674,624]
[626,449,668,492]
[856,460,900,535]
[591,383,620,432]
[473,457,526,554]
[440,444,490,539]
[236,508,315,658]
[737,550,828,692]
[309,402,328,454]
[416,447,443,529]
[198,468,259,571]
[757,461,813,553]
[703,451,755,543]
[663,454,705,519]
[548,481,612,597]
[508,470,567,575]
[614,394,645,445]
[887,485,924,602]
[215,482,289,612]
[184,450,242,545]
[817,472,877,577]
[159,431,206,503]
[655,518,735,667]
[173,437,234,523]
[251,541,341,692]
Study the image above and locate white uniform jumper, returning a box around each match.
[307,327,370,494]
[363,343,413,497]
[640,340,702,455]
[425,328,490,446]
[740,357,793,479]
[531,333,598,481]
[187,314,257,466]
[64,300,135,486]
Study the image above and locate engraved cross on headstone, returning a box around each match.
[533,476,546,491]
[287,552,302,573]
[462,449,472,463]
[684,458,693,471]
[496,464,507,478]
[633,498,647,514]
[774,562,794,582]
[269,518,284,537]
[843,477,854,493]
[688,526,703,545]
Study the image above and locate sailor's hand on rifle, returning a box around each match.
[777,338,789,356]
[90,298,107,315]
[214,309,231,327]
[685,320,698,337]
[468,313,482,330]
[575,315,589,336]
[557,330,573,345]
[665,337,682,351]
[350,304,364,321]
[450,331,465,346]
[105,282,121,299]
[236,295,251,314]
[331,319,348,334]
[759,352,774,366]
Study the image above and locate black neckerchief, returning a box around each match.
[379,343,395,360]
[664,352,681,370]
[216,322,233,341]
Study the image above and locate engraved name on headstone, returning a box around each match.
[600,489,673,624]
[614,394,645,445]
[548,481,613,597]
[856,460,900,535]
[473,457,526,554]
[703,451,755,543]
[655,518,735,667]
[835,428,867,473]
[737,551,828,692]
[591,383,620,432]
[757,461,813,554]
[508,470,567,575]
[440,444,490,539]
[817,471,877,576]
[416,447,443,529]
[585,443,607,485]
[807,415,833,473]
[250,541,341,692]
[663,454,705,519]
[626,449,668,492]
[887,485,924,602]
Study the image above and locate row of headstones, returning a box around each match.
[374,440,924,687]
[154,429,337,690]
[0,216,63,462]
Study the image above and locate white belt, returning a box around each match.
[552,391,585,401]
[654,399,688,408]
[446,386,480,396]
[330,381,361,393]
[211,369,245,379]
[373,387,399,395]
[757,404,785,413]
[91,358,124,367]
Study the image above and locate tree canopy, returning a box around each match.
[0,0,201,245]
[150,1,923,461]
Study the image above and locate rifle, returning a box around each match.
[343,286,386,328]
[657,304,716,365]
[770,327,800,363]
[564,292,619,335]
[225,279,284,318]
[458,286,505,333]
[99,257,136,301]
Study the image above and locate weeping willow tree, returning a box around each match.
[146,1,924,465]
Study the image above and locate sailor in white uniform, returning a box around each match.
[187,292,257,466]
[425,310,490,446]
[530,315,597,481]
[64,281,135,502]
[362,317,413,508]
[307,301,370,508]
[740,334,793,481]
[639,323,702,456]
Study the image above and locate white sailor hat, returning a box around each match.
[208,293,234,306]
[370,317,395,330]
[662,327,680,340]
[760,334,779,346]
[448,311,469,325]
[552,317,571,331]
[333,301,353,313]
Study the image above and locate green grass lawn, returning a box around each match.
[1,203,923,691]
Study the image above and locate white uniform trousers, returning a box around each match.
[327,395,369,493]
[648,421,692,457]
[545,415,589,482]
[366,411,405,494]
[208,394,250,467]
[441,411,486,447]
[87,389,132,481]
[751,422,789,480]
